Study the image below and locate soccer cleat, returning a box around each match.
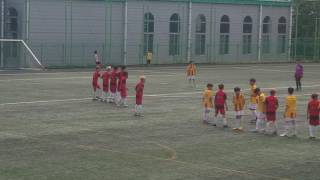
[212,124,217,127]
[280,133,288,137]
[309,136,316,140]
[250,129,259,133]
[223,125,229,128]
[233,128,238,130]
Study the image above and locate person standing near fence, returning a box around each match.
[295,60,303,91]
[94,50,101,67]
[146,50,153,65]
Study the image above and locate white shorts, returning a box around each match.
[257,111,266,120]
[249,104,257,110]
[235,111,244,116]
[188,76,195,80]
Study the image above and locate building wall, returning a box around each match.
[2,0,291,67]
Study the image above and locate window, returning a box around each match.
[169,13,180,56]
[144,12,154,53]
[5,7,18,57]
[243,16,252,54]
[195,14,206,55]
[262,16,271,54]
[220,15,230,54]
[6,7,18,39]
[278,17,287,54]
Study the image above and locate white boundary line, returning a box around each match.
[1,84,319,107]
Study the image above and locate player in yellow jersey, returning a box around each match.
[249,78,258,123]
[232,87,245,131]
[202,83,213,124]
[280,87,297,137]
[186,61,197,87]
[251,88,266,133]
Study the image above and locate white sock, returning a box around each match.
[251,110,257,120]
[309,125,315,137]
[223,118,227,126]
[256,119,261,130]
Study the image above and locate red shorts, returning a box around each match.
[309,115,320,126]
[266,112,276,122]
[103,85,109,92]
[136,95,143,105]
[215,106,225,115]
[92,83,100,91]
[110,83,117,93]
[121,89,127,98]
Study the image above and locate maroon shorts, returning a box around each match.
[266,112,276,122]
[121,89,127,98]
[309,115,320,126]
[136,95,143,105]
[110,84,117,93]
[92,83,100,91]
[215,106,225,115]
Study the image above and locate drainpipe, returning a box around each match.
[288,5,293,61]
[257,4,263,62]
[0,0,4,68]
[187,0,192,62]
[123,0,128,65]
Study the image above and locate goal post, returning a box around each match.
[0,39,45,70]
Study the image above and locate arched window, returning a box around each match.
[6,7,18,38]
[262,16,271,53]
[195,14,206,55]
[243,16,252,54]
[169,13,180,56]
[278,17,287,54]
[144,12,154,53]
[220,15,230,54]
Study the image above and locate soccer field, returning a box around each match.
[0,63,320,180]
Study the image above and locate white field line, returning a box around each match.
[231,67,320,74]
[0,74,176,82]
[1,84,319,107]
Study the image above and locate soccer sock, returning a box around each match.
[292,120,297,135]
[251,110,257,120]
[296,80,299,90]
[309,125,315,137]
[236,117,241,128]
[256,119,261,130]
[266,122,271,133]
[223,118,227,126]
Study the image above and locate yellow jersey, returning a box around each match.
[203,89,213,108]
[146,52,153,61]
[233,93,245,111]
[257,93,266,113]
[285,95,297,118]
[186,64,197,76]
[250,84,257,104]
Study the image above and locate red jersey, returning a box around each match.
[265,95,279,112]
[102,71,110,91]
[120,73,128,98]
[92,70,100,86]
[117,72,123,91]
[110,70,118,93]
[214,90,227,107]
[308,100,320,116]
[135,81,144,105]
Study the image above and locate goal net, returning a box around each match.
[0,39,44,70]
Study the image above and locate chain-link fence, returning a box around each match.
[2,0,319,68]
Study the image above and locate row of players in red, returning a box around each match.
[92,66,146,116]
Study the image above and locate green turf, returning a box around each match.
[0,63,320,180]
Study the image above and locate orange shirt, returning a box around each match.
[203,89,213,108]
[186,64,197,76]
[233,93,245,111]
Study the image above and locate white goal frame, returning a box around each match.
[0,39,44,69]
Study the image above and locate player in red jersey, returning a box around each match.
[116,66,126,105]
[119,71,129,107]
[101,66,111,102]
[109,66,118,103]
[213,84,228,128]
[92,66,101,100]
[265,89,279,135]
[135,76,146,116]
[307,94,320,139]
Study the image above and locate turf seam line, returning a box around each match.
[76,144,289,180]
[1,84,319,106]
